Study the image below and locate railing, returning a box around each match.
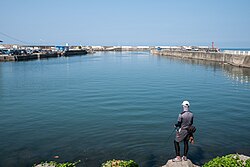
[223,50,250,55]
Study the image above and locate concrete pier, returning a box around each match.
[14,54,38,61]
[151,50,250,68]
[0,55,15,61]
[13,53,59,61]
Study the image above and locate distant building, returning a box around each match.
[55,46,69,51]
[0,45,5,49]
[181,46,192,51]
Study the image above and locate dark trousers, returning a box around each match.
[174,135,189,156]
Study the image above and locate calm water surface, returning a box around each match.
[0,52,250,167]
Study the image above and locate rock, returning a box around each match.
[238,154,250,161]
[162,159,200,167]
[34,163,55,167]
[236,154,250,166]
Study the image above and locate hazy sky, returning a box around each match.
[1,0,250,47]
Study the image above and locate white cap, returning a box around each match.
[182,100,190,106]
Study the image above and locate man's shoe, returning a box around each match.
[172,157,182,162]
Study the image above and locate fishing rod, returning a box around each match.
[166,128,176,143]
[0,31,29,44]
[165,126,178,159]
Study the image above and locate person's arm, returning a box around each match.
[174,114,182,128]
[189,135,194,144]
[190,116,193,125]
[189,115,195,144]
[175,121,181,128]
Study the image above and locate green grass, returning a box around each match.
[101,159,139,167]
[34,160,80,167]
[203,154,250,167]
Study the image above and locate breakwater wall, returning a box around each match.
[151,50,250,68]
[223,50,250,55]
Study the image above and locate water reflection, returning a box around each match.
[157,56,250,84]
[223,65,250,84]
[0,64,2,96]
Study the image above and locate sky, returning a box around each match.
[1,0,250,48]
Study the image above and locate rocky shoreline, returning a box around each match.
[34,154,250,167]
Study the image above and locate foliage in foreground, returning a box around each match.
[34,160,80,167]
[101,159,139,167]
[203,154,250,167]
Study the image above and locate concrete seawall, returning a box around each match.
[151,50,250,68]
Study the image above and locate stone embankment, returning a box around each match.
[151,50,250,68]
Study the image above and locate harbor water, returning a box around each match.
[0,51,250,167]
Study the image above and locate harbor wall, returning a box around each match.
[64,50,87,56]
[14,53,59,61]
[0,50,88,62]
[0,55,15,61]
[151,50,250,68]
